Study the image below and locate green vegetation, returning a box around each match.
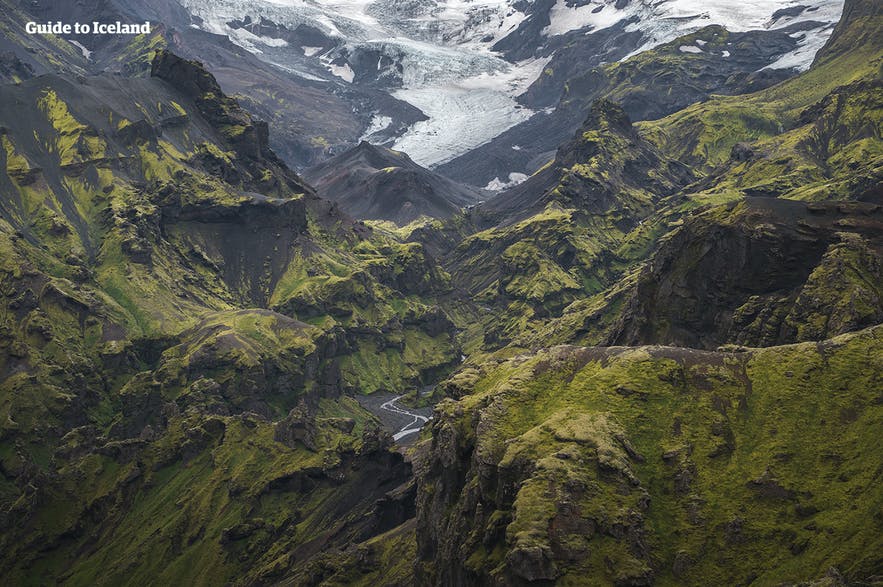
[0,2,881,585]
[418,328,883,585]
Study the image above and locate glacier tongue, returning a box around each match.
[390,55,549,166]
[391,85,531,167]
[178,0,845,168]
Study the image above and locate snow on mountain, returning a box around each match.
[178,0,844,168]
[625,0,843,71]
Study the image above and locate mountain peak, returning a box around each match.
[303,142,481,225]
[150,49,221,100]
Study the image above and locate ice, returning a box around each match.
[360,37,510,87]
[69,40,92,60]
[764,22,837,71]
[485,172,529,191]
[391,85,533,167]
[389,55,549,165]
[360,115,394,141]
[543,0,626,37]
[227,25,289,53]
[178,0,846,165]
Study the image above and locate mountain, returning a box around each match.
[1,0,882,585]
[150,0,848,180]
[0,0,425,168]
[416,325,883,585]
[0,49,461,584]
[0,0,851,178]
[303,141,482,225]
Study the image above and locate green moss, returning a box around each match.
[419,326,883,584]
[37,89,104,166]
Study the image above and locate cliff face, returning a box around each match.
[0,0,882,584]
[610,198,883,349]
[415,328,883,585]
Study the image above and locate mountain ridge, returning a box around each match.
[303,140,482,225]
[0,0,880,585]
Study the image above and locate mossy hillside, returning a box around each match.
[143,309,324,418]
[0,227,138,452]
[472,141,882,354]
[429,1,882,358]
[278,519,418,587]
[668,79,882,204]
[0,56,461,389]
[510,196,883,353]
[0,296,415,585]
[0,60,312,263]
[438,100,694,352]
[111,32,168,76]
[259,220,461,394]
[416,326,883,585]
[607,198,883,349]
[444,198,681,353]
[1,401,409,586]
[0,53,459,586]
[639,2,882,176]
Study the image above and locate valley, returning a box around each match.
[0,0,881,585]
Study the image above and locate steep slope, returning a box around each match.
[611,198,883,348]
[303,141,481,225]
[515,197,883,353]
[439,22,823,187]
[637,0,882,188]
[0,49,461,584]
[419,0,883,356]
[0,0,424,168]
[432,100,692,349]
[0,1,881,585]
[416,326,883,585]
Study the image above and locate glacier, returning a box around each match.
[178,0,845,168]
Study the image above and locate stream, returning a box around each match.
[356,391,434,444]
[381,395,430,441]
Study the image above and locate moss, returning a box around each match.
[418,327,883,584]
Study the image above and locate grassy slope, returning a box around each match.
[418,325,883,585]
[0,54,452,584]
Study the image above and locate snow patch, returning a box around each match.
[226,25,289,53]
[69,40,92,60]
[679,45,703,53]
[329,62,355,82]
[544,0,625,37]
[484,172,529,191]
[302,46,322,56]
[360,115,394,141]
[764,23,836,71]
